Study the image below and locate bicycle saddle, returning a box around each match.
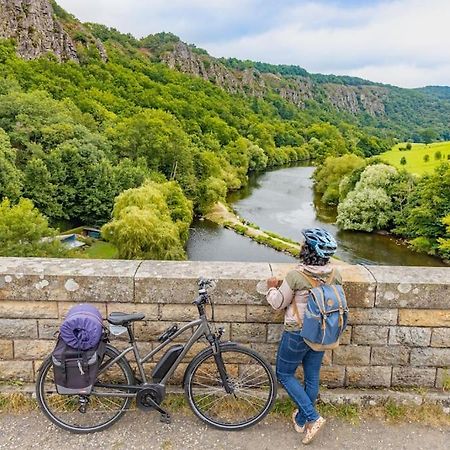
[107,311,145,325]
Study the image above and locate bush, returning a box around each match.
[424,154,430,162]
[406,142,412,150]
[435,151,442,160]
[400,156,407,165]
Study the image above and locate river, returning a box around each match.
[187,164,446,266]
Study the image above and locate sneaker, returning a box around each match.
[302,416,326,445]
[292,409,305,433]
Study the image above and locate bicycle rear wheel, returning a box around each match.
[36,345,134,434]
[184,343,277,430]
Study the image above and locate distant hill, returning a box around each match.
[0,0,448,142]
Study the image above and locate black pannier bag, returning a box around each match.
[52,304,106,395]
[52,337,106,395]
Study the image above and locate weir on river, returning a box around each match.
[187,164,446,266]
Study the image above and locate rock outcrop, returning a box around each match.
[160,41,388,116]
[324,84,388,116]
[0,0,78,62]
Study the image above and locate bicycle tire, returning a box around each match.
[36,344,134,434]
[184,342,277,430]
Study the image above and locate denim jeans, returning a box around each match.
[276,330,324,426]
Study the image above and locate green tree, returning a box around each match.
[438,215,450,259]
[395,163,450,254]
[48,141,117,225]
[107,110,194,187]
[424,154,430,162]
[336,164,402,232]
[22,157,62,220]
[435,151,442,160]
[0,198,67,257]
[337,187,393,232]
[406,142,412,150]
[102,181,192,259]
[0,128,22,201]
[313,154,366,205]
[400,156,407,165]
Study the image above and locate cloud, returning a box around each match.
[57,0,450,88]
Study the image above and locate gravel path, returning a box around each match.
[0,411,449,450]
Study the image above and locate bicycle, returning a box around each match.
[36,278,277,433]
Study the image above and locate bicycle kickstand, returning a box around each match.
[160,412,171,424]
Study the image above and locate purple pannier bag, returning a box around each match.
[60,304,103,350]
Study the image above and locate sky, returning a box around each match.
[57,0,450,88]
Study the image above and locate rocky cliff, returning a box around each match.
[0,0,78,61]
[160,40,387,116]
[161,41,314,108]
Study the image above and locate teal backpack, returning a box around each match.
[298,270,349,350]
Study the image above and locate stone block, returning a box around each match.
[135,261,271,305]
[0,340,13,360]
[59,302,107,318]
[398,309,450,327]
[322,350,333,366]
[371,346,410,366]
[389,326,431,347]
[436,368,450,389]
[246,305,283,323]
[231,323,267,343]
[267,324,284,343]
[209,305,246,322]
[392,367,436,387]
[0,301,58,319]
[0,361,33,381]
[160,304,198,321]
[410,348,450,367]
[0,258,139,302]
[352,325,389,345]
[319,366,345,388]
[370,266,450,308]
[340,326,352,345]
[0,319,37,339]
[339,264,376,308]
[348,308,398,326]
[431,328,450,348]
[14,339,55,360]
[333,345,370,365]
[249,343,279,364]
[37,319,60,339]
[346,366,392,387]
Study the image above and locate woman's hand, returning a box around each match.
[267,277,279,289]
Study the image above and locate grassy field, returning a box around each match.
[380,141,450,175]
[84,241,118,259]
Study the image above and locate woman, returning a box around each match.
[266,228,341,445]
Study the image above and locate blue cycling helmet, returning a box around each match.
[301,228,337,258]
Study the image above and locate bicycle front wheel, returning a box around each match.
[36,345,134,434]
[184,343,277,430]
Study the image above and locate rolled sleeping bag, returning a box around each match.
[60,304,103,350]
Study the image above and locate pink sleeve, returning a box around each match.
[266,279,295,310]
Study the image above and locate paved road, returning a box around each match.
[0,411,449,450]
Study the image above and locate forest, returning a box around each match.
[0,2,448,261]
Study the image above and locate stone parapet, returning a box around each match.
[0,258,449,390]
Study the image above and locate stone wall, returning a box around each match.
[0,258,449,389]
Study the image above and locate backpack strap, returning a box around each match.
[296,270,321,288]
[326,268,336,284]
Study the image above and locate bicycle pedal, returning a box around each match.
[160,413,171,424]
